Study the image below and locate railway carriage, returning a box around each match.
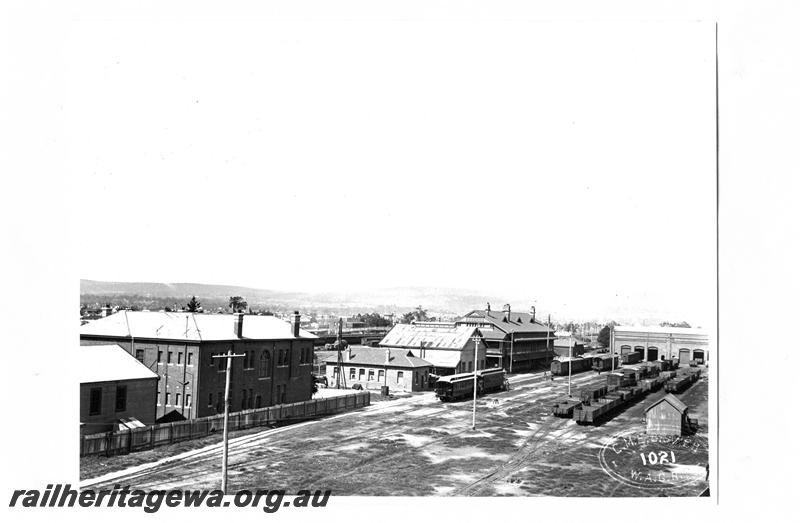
[550,357,593,376]
[434,368,507,402]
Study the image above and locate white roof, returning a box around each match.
[78,344,158,384]
[614,325,707,336]
[80,311,318,341]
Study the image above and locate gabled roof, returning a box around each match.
[379,323,481,350]
[457,310,553,335]
[324,347,432,368]
[646,393,688,414]
[80,311,317,342]
[78,344,159,384]
[553,337,586,348]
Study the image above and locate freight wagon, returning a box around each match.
[550,357,593,376]
[591,355,619,372]
[620,352,643,364]
[552,397,584,418]
[573,386,645,425]
[434,368,507,402]
[664,368,702,394]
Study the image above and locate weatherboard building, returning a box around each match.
[79,311,317,420]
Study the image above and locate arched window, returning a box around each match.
[259,351,271,377]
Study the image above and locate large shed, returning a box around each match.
[644,393,690,436]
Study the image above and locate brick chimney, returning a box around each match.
[292,311,301,337]
[530,306,536,323]
[385,348,391,364]
[503,304,511,322]
[233,312,244,338]
[486,302,491,313]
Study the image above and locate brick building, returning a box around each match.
[324,347,433,392]
[611,325,709,364]
[456,304,555,372]
[378,322,486,376]
[79,344,159,435]
[80,311,317,420]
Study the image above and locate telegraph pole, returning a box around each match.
[568,340,572,397]
[212,348,245,494]
[472,335,480,430]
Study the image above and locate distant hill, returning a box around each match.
[79,279,506,315]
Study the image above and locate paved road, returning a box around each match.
[83,368,708,496]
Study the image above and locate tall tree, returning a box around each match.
[229,296,247,312]
[598,325,611,347]
[186,296,201,312]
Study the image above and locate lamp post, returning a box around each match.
[472,335,480,430]
[212,348,245,494]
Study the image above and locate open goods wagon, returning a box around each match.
[573,386,645,425]
[551,357,593,376]
[434,368,507,402]
[552,397,584,418]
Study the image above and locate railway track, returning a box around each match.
[85,370,621,492]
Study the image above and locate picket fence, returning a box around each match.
[80,391,370,457]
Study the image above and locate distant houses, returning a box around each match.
[79,344,159,435]
[80,311,317,420]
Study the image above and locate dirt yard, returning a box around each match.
[82,368,709,496]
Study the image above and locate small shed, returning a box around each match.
[644,393,689,436]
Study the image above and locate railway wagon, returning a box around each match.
[434,368,507,402]
[552,398,583,418]
[620,352,643,365]
[579,383,608,404]
[550,357,593,376]
[591,355,619,372]
[607,370,636,389]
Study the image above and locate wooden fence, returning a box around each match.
[80,391,370,457]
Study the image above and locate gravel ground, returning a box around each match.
[82,367,709,497]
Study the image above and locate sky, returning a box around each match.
[54,19,715,325]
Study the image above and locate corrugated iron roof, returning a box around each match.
[615,325,708,337]
[78,344,159,383]
[457,310,553,335]
[645,393,688,414]
[80,311,317,342]
[379,323,480,350]
[324,347,432,368]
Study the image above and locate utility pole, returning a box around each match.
[472,335,480,430]
[212,348,245,494]
[568,340,572,398]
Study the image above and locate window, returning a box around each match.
[368,369,375,381]
[177,352,182,365]
[255,395,261,408]
[218,353,225,371]
[167,352,172,364]
[157,351,163,363]
[166,393,171,406]
[209,353,215,367]
[349,368,356,380]
[186,394,192,408]
[378,370,384,381]
[208,393,213,407]
[89,387,102,416]
[187,352,193,365]
[175,393,181,407]
[359,368,365,380]
[135,349,144,363]
[415,373,419,385]
[248,389,254,408]
[217,392,223,412]
[250,351,255,369]
[468,361,473,372]
[259,351,271,377]
[241,390,247,410]
[115,385,127,412]
[397,371,404,383]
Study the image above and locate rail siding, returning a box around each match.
[80,392,371,457]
